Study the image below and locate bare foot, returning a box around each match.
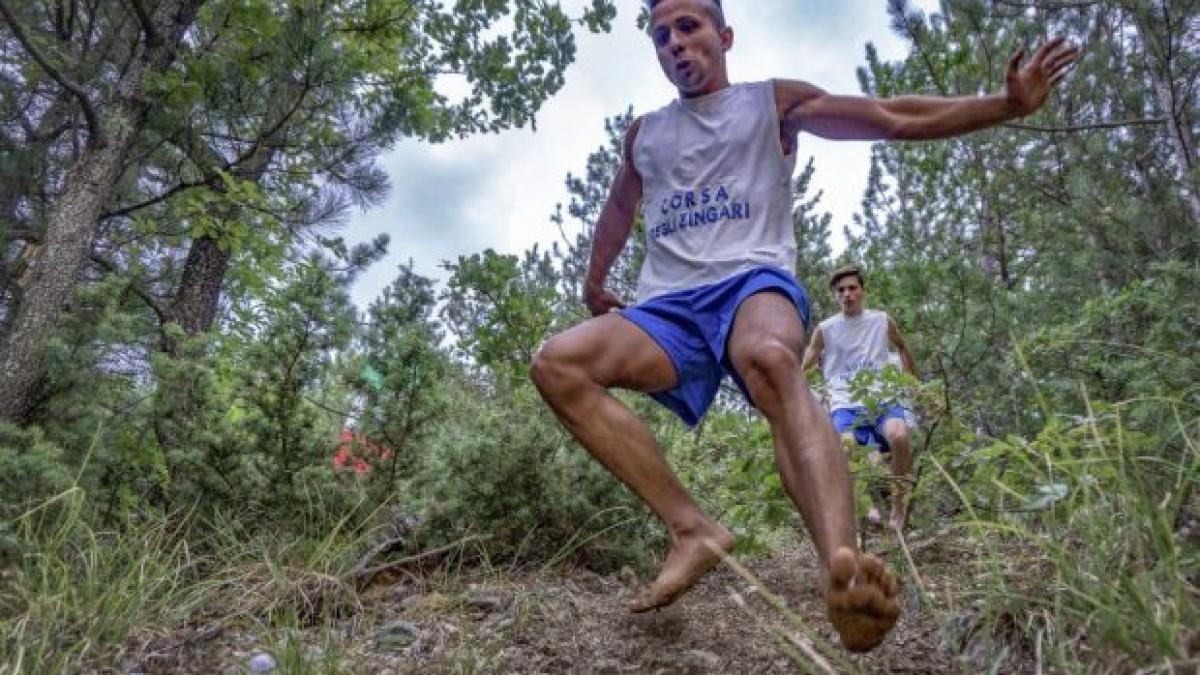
[825,547,901,652]
[627,524,734,613]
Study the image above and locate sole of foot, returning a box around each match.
[627,527,735,613]
[825,547,901,652]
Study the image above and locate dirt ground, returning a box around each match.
[124,531,975,674]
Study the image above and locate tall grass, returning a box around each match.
[0,489,202,673]
[930,394,1199,671]
[0,479,388,673]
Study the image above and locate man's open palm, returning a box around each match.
[1005,36,1079,117]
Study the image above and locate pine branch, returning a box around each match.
[991,0,1104,9]
[1003,117,1167,133]
[90,253,166,322]
[0,0,103,145]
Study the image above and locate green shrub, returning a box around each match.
[416,383,661,571]
[932,397,1199,670]
[0,424,74,520]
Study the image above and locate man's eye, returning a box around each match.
[679,19,698,32]
[653,28,669,46]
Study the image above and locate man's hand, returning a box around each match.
[585,285,626,316]
[1004,36,1079,117]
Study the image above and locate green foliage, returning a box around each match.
[1021,262,1200,413]
[664,411,794,553]
[790,157,837,319]
[0,489,199,673]
[441,248,560,384]
[931,397,1199,668]
[415,383,659,570]
[227,258,360,516]
[351,262,450,499]
[0,486,379,673]
[3,3,1197,670]
[0,425,74,520]
[551,109,643,309]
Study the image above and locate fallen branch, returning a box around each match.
[346,534,492,585]
[344,534,409,580]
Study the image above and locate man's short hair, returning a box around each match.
[646,0,726,29]
[829,264,865,289]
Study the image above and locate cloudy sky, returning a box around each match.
[345,0,941,308]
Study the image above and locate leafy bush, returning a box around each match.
[0,424,75,520]
[931,397,1199,669]
[415,383,661,571]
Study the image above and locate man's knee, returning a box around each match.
[530,336,579,396]
[739,340,803,403]
[882,420,910,449]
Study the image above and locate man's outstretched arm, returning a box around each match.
[777,37,1078,141]
[886,316,920,380]
[584,117,644,316]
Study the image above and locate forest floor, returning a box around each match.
[115,523,1005,675]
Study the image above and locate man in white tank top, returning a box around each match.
[530,0,1076,652]
[802,265,920,534]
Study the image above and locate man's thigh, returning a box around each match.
[539,313,677,393]
[725,291,807,372]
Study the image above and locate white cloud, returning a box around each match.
[346,0,943,308]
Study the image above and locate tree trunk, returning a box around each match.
[0,0,206,423]
[161,235,229,356]
[159,143,279,356]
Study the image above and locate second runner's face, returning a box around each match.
[835,278,864,315]
[649,0,732,98]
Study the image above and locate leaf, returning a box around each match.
[1022,482,1069,511]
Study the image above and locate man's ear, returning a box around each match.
[720,26,734,52]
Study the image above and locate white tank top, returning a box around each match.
[632,81,798,302]
[819,309,891,410]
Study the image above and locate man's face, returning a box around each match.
[649,0,732,98]
[834,277,864,315]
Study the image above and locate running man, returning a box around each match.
[530,0,1076,652]
[802,264,920,533]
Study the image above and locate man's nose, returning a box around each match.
[668,33,684,54]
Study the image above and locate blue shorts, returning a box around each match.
[618,266,810,426]
[831,405,912,453]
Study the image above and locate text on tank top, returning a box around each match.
[632,81,799,302]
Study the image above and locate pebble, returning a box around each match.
[679,649,720,672]
[374,620,422,650]
[466,590,506,612]
[247,652,276,672]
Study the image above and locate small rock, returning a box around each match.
[466,590,505,612]
[374,620,422,650]
[679,649,720,673]
[247,652,276,672]
[593,658,623,675]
